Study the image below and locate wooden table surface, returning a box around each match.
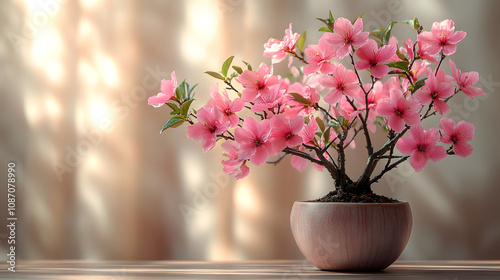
[1,260,499,279]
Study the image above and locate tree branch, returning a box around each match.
[369,155,410,185]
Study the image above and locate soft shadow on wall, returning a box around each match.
[0,0,499,261]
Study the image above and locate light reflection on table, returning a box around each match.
[1,260,499,279]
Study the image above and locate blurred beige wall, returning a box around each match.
[1,0,499,261]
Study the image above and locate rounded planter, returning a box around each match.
[290,201,412,271]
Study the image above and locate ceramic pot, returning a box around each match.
[290,201,412,271]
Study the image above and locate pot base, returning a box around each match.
[290,201,412,271]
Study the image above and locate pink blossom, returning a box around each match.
[439,118,474,157]
[300,117,318,144]
[263,23,300,64]
[409,60,430,83]
[284,83,320,118]
[418,19,466,56]
[236,62,281,102]
[353,83,385,132]
[148,71,177,108]
[401,37,438,63]
[396,125,447,172]
[338,95,358,122]
[386,36,401,62]
[234,117,274,166]
[251,84,286,113]
[186,107,229,152]
[221,141,250,179]
[206,84,244,127]
[271,114,304,152]
[400,37,415,60]
[413,73,455,114]
[449,60,485,98]
[355,39,396,78]
[377,89,421,133]
[323,17,369,59]
[291,147,308,172]
[320,64,361,104]
[303,35,338,75]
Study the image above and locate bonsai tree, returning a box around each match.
[147,13,482,202]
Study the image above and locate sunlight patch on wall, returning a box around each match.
[45,96,60,119]
[30,29,64,83]
[78,59,98,90]
[179,146,205,192]
[24,94,41,126]
[98,55,119,87]
[233,181,262,218]
[79,0,100,10]
[89,98,111,129]
[232,180,262,260]
[181,0,221,65]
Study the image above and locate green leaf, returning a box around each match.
[205,71,225,80]
[410,78,427,94]
[413,17,420,30]
[175,81,186,101]
[319,26,332,32]
[353,13,365,24]
[243,60,252,71]
[370,29,384,44]
[323,127,331,143]
[221,56,234,77]
[166,103,179,113]
[374,116,389,133]
[160,115,186,133]
[396,49,407,60]
[232,65,243,74]
[337,116,349,128]
[187,83,198,99]
[316,17,328,25]
[329,10,334,23]
[288,92,310,106]
[384,21,398,43]
[316,117,325,133]
[386,61,409,72]
[296,31,307,52]
[400,17,420,30]
[179,99,194,116]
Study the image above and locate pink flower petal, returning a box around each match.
[396,137,417,156]
[201,134,217,152]
[272,138,287,153]
[410,151,427,172]
[303,64,320,76]
[388,116,405,133]
[235,164,250,179]
[291,155,308,172]
[250,146,268,166]
[433,99,450,115]
[454,142,473,157]
[370,64,389,78]
[448,30,466,44]
[427,145,447,162]
[186,123,209,141]
[456,121,475,141]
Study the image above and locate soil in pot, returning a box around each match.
[314,189,399,203]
